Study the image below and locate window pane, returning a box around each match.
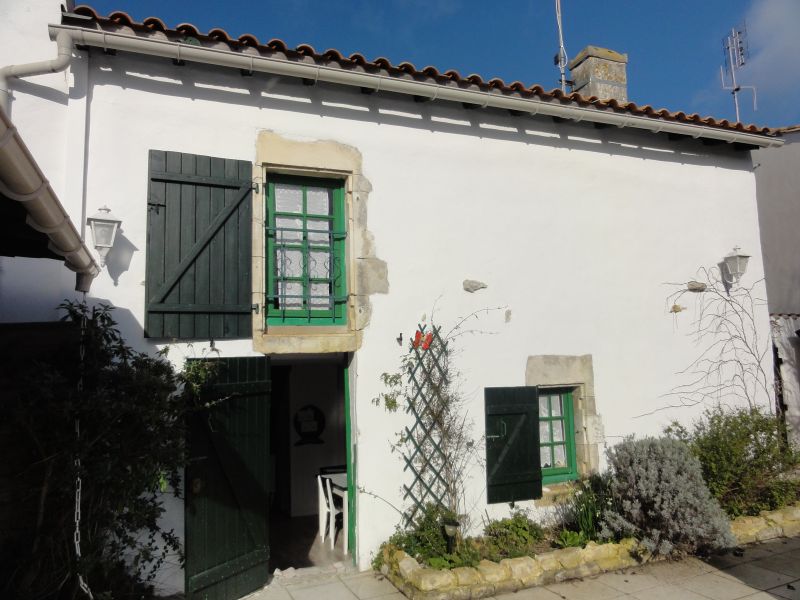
[309,282,331,309]
[275,216,302,242]
[306,187,332,215]
[539,421,550,443]
[307,218,331,244]
[275,184,303,213]
[309,250,330,279]
[278,281,303,309]
[276,249,303,278]
[539,396,549,418]
[540,446,551,469]
[553,445,567,467]
[552,421,564,442]
[551,396,563,417]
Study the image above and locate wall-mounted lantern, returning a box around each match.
[721,246,750,286]
[86,206,121,268]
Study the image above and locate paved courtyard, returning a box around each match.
[248,535,800,600]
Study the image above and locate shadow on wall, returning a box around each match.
[49,49,756,172]
[106,230,138,286]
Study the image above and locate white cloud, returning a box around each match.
[739,0,800,124]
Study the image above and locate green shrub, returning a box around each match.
[600,437,734,556]
[559,474,612,541]
[0,302,187,598]
[553,529,587,548]
[666,407,800,517]
[372,504,479,570]
[478,510,544,562]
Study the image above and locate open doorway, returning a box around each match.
[269,356,351,571]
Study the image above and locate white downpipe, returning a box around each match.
[46,24,783,148]
[0,106,99,291]
[0,30,73,114]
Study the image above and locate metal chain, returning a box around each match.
[74,294,94,599]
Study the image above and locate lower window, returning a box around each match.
[539,388,578,484]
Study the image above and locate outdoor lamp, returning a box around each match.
[442,519,460,554]
[86,206,121,267]
[722,246,750,285]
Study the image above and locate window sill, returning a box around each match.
[252,326,360,354]
[536,481,577,507]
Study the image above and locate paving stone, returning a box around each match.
[630,583,709,600]
[341,573,398,599]
[545,578,623,600]
[496,586,562,599]
[246,582,292,600]
[751,555,800,578]
[679,572,758,600]
[765,580,800,600]
[717,562,796,590]
[598,570,661,593]
[642,556,713,581]
[287,580,359,600]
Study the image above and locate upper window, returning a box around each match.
[266,176,347,325]
[539,389,578,484]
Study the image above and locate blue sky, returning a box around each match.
[85,0,800,128]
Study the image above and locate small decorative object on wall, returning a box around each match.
[293,404,326,445]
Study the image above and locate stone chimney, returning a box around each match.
[568,46,628,102]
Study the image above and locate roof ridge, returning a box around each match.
[69,4,775,136]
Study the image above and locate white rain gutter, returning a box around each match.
[0,30,73,114]
[0,106,100,292]
[47,23,783,148]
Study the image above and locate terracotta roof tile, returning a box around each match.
[69,5,776,136]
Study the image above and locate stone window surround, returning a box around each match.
[525,355,603,503]
[252,131,388,355]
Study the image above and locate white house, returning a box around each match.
[0,2,782,598]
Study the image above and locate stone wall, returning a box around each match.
[379,503,800,600]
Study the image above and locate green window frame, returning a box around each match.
[538,388,578,484]
[266,175,347,325]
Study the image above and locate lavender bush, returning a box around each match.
[600,437,734,556]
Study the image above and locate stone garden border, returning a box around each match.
[378,503,800,600]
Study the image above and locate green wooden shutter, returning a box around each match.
[146,150,252,339]
[186,356,271,600]
[485,386,542,504]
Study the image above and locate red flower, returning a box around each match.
[422,332,433,350]
[413,330,423,348]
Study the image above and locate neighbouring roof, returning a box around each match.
[0,105,99,291]
[69,5,776,138]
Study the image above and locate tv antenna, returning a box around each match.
[554,0,569,93]
[720,23,757,122]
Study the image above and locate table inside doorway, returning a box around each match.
[321,473,349,554]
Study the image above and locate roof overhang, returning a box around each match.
[50,20,783,150]
[0,105,99,292]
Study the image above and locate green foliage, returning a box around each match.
[478,510,544,562]
[559,474,612,542]
[600,437,734,556]
[665,407,800,517]
[0,301,196,599]
[373,503,479,570]
[553,529,588,548]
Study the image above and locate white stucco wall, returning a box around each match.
[1,7,773,584]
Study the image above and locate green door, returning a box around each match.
[186,357,271,600]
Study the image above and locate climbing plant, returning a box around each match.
[661,266,772,414]
[0,301,211,599]
[374,320,481,528]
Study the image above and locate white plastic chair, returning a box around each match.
[325,476,344,550]
[317,475,330,542]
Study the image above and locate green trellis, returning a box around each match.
[402,324,450,526]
